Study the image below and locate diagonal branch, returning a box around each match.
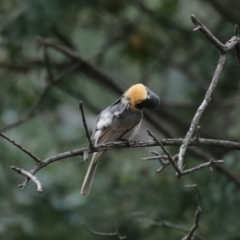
[0,132,41,163]
[177,14,240,171]
[11,166,42,193]
[182,185,202,240]
[181,160,223,176]
[191,15,240,53]
[133,212,205,240]
[147,129,182,176]
[178,53,226,171]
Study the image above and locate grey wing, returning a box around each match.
[91,98,122,141]
[97,106,142,144]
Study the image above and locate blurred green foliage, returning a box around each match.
[1,0,240,239]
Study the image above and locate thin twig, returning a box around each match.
[133,212,205,240]
[81,222,126,240]
[11,166,43,193]
[181,160,223,176]
[150,150,167,165]
[182,185,202,240]
[147,129,182,177]
[0,132,41,163]
[79,101,95,150]
[156,162,170,173]
[191,14,226,53]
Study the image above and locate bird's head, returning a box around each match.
[124,84,160,110]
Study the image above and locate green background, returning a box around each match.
[1,0,240,239]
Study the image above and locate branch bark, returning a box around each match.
[11,166,43,193]
[177,14,240,171]
[11,137,240,190]
[178,54,226,170]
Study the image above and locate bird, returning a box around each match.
[81,83,160,196]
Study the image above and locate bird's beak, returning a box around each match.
[145,90,160,110]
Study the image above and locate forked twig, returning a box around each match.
[11,166,43,193]
[147,129,182,176]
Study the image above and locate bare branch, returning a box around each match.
[191,15,227,53]
[178,53,227,171]
[177,14,240,171]
[81,222,126,240]
[188,147,240,189]
[11,136,240,190]
[11,166,42,193]
[0,132,41,163]
[79,101,95,150]
[182,207,202,240]
[181,160,224,176]
[147,129,182,176]
[182,185,202,240]
[133,212,205,240]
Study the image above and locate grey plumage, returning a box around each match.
[80,83,160,196]
[80,98,142,196]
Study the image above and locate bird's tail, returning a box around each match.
[80,151,104,196]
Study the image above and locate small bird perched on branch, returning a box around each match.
[81,84,160,195]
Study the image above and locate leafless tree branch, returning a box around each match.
[182,185,202,240]
[181,160,223,176]
[133,212,205,240]
[147,129,182,176]
[11,136,240,190]
[0,132,41,163]
[11,166,43,193]
[178,14,240,171]
[191,15,240,53]
[178,53,226,171]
